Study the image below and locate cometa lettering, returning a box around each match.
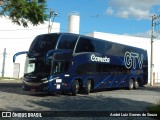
[91,54,110,63]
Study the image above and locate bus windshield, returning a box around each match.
[29,34,60,54]
[24,57,69,77]
[24,57,51,77]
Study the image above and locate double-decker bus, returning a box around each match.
[13,33,148,96]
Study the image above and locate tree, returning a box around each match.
[0,0,47,27]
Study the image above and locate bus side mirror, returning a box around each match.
[13,51,28,63]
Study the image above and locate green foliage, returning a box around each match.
[148,104,160,112]
[148,101,160,118]
[0,0,47,27]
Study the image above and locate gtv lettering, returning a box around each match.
[91,54,110,63]
[124,52,143,69]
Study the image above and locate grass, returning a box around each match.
[0,77,21,83]
[147,101,160,119]
[0,77,22,80]
[0,77,17,80]
[148,104,160,113]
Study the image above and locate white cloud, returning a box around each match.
[106,0,160,19]
[116,7,150,19]
[106,7,114,15]
[117,10,129,18]
[129,30,160,39]
[131,30,151,38]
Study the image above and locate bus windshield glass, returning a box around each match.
[29,34,60,54]
[24,57,51,77]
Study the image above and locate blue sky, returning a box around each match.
[46,0,160,36]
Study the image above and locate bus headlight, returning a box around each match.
[41,78,47,81]
[43,80,49,83]
[41,78,48,83]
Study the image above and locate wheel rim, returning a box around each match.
[131,81,133,88]
[130,79,134,89]
[135,80,139,88]
[88,81,91,91]
[76,81,79,91]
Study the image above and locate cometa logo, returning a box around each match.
[91,54,110,63]
[124,52,143,69]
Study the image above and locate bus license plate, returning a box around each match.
[31,89,36,92]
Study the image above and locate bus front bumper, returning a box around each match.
[22,77,71,93]
[22,80,49,92]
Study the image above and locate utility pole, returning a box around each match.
[48,9,58,33]
[2,48,6,77]
[150,15,160,86]
[48,9,53,33]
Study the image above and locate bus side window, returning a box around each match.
[75,37,95,53]
[103,64,112,74]
[58,35,78,50]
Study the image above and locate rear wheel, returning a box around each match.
[71,80,79,96]
[128,79,134,90]
[84,80,91,95]
[134,80,139,89]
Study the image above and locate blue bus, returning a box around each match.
[13,33,148,96]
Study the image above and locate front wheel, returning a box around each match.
[71,80,79,96]
[84,80,91,95]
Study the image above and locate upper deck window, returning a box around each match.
[57,35,78,50]
[75,37,95,53]
[29,34,60,53]
[75,37,105,53]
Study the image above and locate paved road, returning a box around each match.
[0,80,160,120]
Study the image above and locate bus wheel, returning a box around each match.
[71,80,79,96]
[84,80,91,95]
[128,79,134,90]
[134,80,139,89]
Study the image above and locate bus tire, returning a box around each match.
[134,80,139,89]
[128,79,134,90]
[84,80,91,95]
[71,80,79,96]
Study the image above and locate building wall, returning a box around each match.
[0,16,60,78]
[87,32,160,84]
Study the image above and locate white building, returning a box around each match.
[0,16,60,78]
